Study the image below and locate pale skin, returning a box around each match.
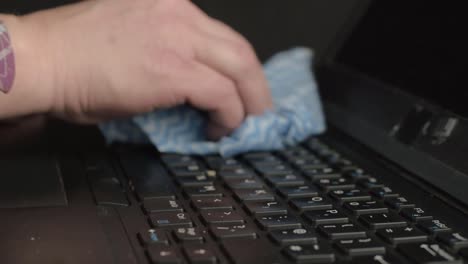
[0,0,272,140]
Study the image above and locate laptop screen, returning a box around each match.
[335,1,468,117]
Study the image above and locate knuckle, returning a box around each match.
[229,41,259,72]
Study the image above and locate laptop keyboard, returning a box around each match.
[111,138,468,264]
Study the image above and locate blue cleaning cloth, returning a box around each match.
[99,47,326,156]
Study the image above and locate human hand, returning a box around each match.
[15,0,272,139]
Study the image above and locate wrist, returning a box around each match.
[0,14,55,116]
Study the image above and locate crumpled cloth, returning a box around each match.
[99,47,326,156]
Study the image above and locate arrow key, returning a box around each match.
[398,243,461,264]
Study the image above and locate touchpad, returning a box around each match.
[0,154,67,208]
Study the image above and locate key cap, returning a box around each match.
[218,167,255,180]
[398,243,461,264]
[170,164,206,177]
[279,146,311,158]
[269,228,318,246]
[357,177,384,189]
[243,152,279,163]
[257,164,294,176]
[256,214,302,230]
[234,188,275,202]
[318,223,367,240]
[329,189,372,203]
[400,207,433,222]
[283,243,335,263]
[143,198,184,214]
[376,226,429,245]
[225,177,264,189]
[210,224,257,240]
[290,196,332,211]
[277,185,319,199]
[222,239,279,263]
[336,237,386,257]
[173,227,205,243]
[138,229,169,246]
[316,178,355,192]
[200,210,244,225]
[303,208,349,226]
[369,186,399,199]
[184,185,223,198]
[176,174,215,187]
[360,213,407,229]
[417,219,452,234]
[204,156,240,170]
[349,254,401,264]
[437,232,468,251]
[344,200,388,215]
[265,173,306,187]
[183,245,217,264]
[384,196,415,211]
[151,212,193,228]
[191,197,233,211]
[303,167,341,181]
[147,245,183,264]
[161,154,196,167]
[244,200,288,216]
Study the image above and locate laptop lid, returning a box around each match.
[317,1,468,206]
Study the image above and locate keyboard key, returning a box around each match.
[279,146,311,158]
[277,185,319,199]
[222,239,279,263]
[417,219,452,234]
[357,177,384,189]
[147,245,182,264]
[437,232,468,251]
[400,207,433,222]
[303,167,341,181]
[173,227,205,243]
[244,200,288,216]
[348,254,401,264]
[303,208,349,226]
[343,200,388,215]
[398,243,461,264]
[225,177,264,189]
[170,164,206,177]
[384,196,415,210]
[335,237,386,257]
[143,198,183,214]
[191,197,233,211]
[269,228,318,246]
[218,167,255,180]
[200,210,244,225]
[138,229,169,246]
[316,178,355,192]
[265,173,306,187]
[256,214,302,230]
[176,174,215,187]
[459,248,468,260]
[151,212,193,228]
[290,196,332,211]
[369,186,399,199]
[161,154,196,167]
[283,243,335,263]
[234,188,275,202]
[204,156,240,170]
[318,223,367,240]
[360,213,407,229]
[329,189,372,203]
[376,226,428,245]
[183,245,217,264]
[257,164,294,176]
[184,185,223,198]
[210,224,257,240]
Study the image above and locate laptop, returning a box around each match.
[1,1,467,263]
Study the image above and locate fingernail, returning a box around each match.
[0,21,16,94]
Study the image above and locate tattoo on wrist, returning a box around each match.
[0,21,15,94]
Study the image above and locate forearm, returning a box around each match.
[0,15,54,119]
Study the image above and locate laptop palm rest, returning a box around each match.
[0,154,67,208]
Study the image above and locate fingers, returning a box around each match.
[191,22,273,116]
[169,58,245,140]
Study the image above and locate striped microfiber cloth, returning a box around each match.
[99,47,326,156]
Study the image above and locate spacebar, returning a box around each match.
[222,239,281,264]
[116,146,176,200]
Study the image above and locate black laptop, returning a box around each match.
[1,1,468,264]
